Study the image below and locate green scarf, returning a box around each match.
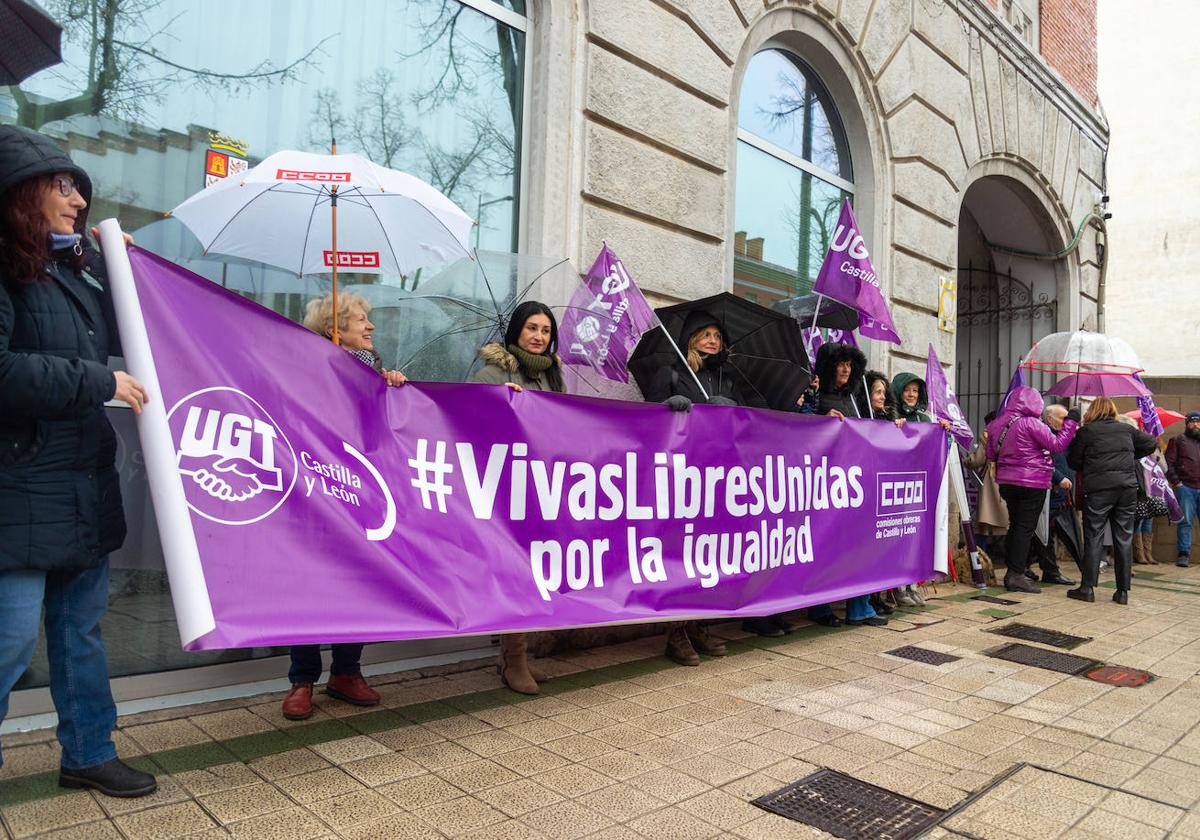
[508,343,552,379]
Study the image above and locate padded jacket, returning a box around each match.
[985,386,1078,489]
[1067,418,1159,495]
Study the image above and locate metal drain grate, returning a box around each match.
[988,643,1099,675]
[753,768,945,839]
[987,622,1091,648]
[971,594,1019,605]
[886,645,961,665]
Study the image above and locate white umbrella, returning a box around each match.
[170,148,474,343]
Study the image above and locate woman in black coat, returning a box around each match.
[1066,397,1159,605]
[0,126,154,796]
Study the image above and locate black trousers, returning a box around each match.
[1081,487,1136,591]
[999,484,1047,577]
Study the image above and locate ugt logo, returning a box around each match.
[876,471,927,516]
[167,387,298,525]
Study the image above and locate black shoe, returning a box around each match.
[1024,569,1040,582]
[1112,590,1128,605]
[770,615,797,634]
[742,618,784,638]
[1005,573,1041,594]
[812,614,843,628]
[1040,573,1076,586]
[846,616,888,627]
[1178,555,1191,568]
[60,758,157,798]
[1066,586,1095,603]
[869,594,894,616]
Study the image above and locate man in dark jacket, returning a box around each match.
[1166,412,1200,566]
[0,126,155,796]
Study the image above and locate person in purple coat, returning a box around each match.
[985,387,1080,593]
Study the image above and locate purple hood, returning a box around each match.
[985,386,1077,488]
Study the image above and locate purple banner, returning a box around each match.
[1135,375,1165,437]
[1142,456,1183,522]
[559,243,658,383]
[825,328,858,348]
[925,343,974,451]
[118,247,947,650]
[813,199,901,345]
[1001,366,1027,410]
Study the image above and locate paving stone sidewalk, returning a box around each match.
[3,568,1200,839]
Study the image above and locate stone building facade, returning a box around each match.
[524,0,1108,423]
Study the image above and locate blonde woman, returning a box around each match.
[280,291,406,721]
[1065,397,1158,605]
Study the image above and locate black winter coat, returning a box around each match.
[644,352,764,407]
[1066,419,1158,496]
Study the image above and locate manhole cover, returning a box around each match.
[987,623,1091,649]
[1087,666,1153,687]
[886,645,961,665]
[753,768,944,840]
[988,643,1099,675]
[971,595,1019,605]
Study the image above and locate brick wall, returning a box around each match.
[1039,0,1099,104]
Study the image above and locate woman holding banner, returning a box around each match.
[642,311,743,660]
[470,301,565,693]
[0,126,156,797]
[280,291,406,720]
[860,370,907,620]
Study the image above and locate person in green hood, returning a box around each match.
[887,372,951,607]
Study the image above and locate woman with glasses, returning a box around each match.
[0,126,155,796]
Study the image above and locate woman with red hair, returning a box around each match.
[0,126,154,797]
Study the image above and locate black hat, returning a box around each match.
[0,125,92,206]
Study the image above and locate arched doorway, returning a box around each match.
[955,174,1070,431]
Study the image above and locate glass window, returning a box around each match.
[733,50,852,305]
[2,0,525,689]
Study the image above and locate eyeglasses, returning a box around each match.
[50,175,79,197]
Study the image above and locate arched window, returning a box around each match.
[734,49,853,303]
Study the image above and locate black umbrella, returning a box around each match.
[0,0,63,85]
[1054,507,1082,566]
[772,293,859,331]
[628,292,810,411]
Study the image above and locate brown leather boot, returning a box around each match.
[685,622,727,656]
[1142,532,1160,564]
[498,634,539,695]
[325,674,380,706]
[664,623,700,666]
[1133,531,1150,565]
[282,683,314,720]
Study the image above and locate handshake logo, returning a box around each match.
[168,387,297,525]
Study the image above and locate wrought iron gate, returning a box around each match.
[955,263,1057,433]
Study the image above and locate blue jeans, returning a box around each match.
[1135,518,1153,534]
[0,561,118,771]
[846,596,877,621]
[1178,485,1199,557]
[288,644,365,684]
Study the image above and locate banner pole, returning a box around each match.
[659,323,710,402]
[98,220,217,644]
[947,443,987,588]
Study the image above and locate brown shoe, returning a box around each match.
[1142,533,1160,564]
[1133,531,1150,565]
[685,623,728,657]
[282,683,314,720]
[665,624,700,666]
[325,674,380,707]
[498,634,539,695]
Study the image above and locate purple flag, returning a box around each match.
[559,243,658,383]
[105,243,948,650]
[925,343,974,450]
[813,199,901,345]
[1000,366,1026,411]
[825,328,858,347]
[1142,456,1183,522]
[801,327,824,367]
[1135,375,1164,437]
